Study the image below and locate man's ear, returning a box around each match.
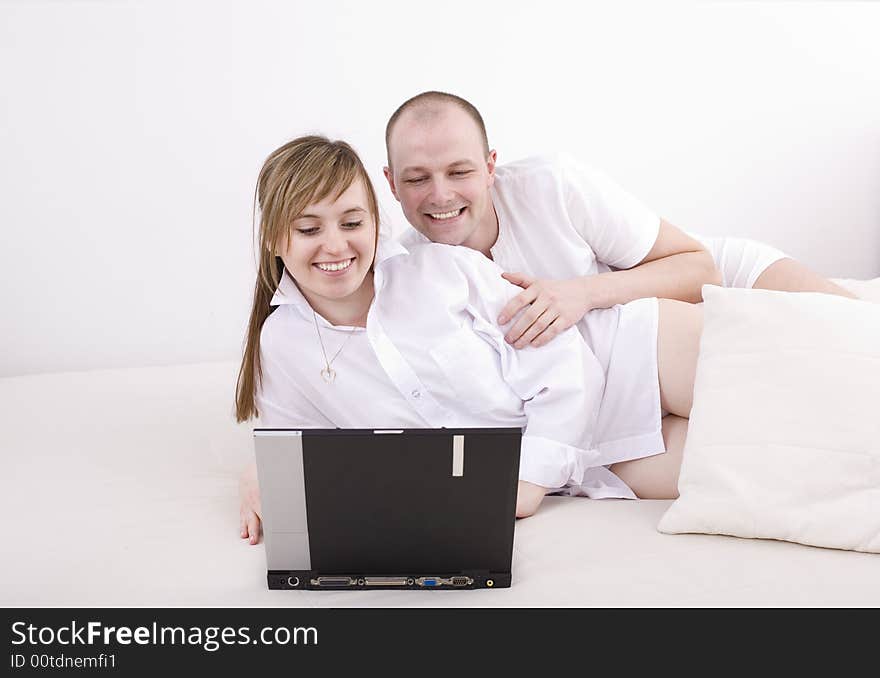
[383,166,400,201]
[486,149,498,188]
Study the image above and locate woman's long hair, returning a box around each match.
[234,136,380,422]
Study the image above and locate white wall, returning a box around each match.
[1,0,878,378]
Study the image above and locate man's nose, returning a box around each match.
[427,177,455,206]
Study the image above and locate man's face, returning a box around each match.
[385,105,496,249]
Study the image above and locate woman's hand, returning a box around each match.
[239,461,263,545]
[516,480,548,518]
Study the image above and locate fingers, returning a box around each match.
[498,286,538,325]
[240,500,262,545]
[529,317,564,348]
[245,510,262,545]
[505,296,551,345]
[512,309,558,349]
[500,271,534,290]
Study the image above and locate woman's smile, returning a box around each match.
[313,257,356,276]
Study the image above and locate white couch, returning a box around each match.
[3,278,879,607]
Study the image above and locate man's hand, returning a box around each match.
[239,461,263,545]
[498,273,597,348]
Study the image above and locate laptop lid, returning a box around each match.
[254,428,521,589]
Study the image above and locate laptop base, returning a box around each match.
[268,570,511,590]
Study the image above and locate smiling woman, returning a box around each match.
[234,136,381,422]
[235,134,708,546]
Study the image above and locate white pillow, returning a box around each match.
[657,284,880,553]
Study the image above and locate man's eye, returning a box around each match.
[296,227,319,236]
[341,221,363,229]
[451,170,472,177]
[405,177,427,184]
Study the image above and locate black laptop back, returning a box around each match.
[255,428,521,590]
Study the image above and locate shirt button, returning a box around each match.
[411,389,421,399]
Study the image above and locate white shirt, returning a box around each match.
[399,153,787,291]
[257,239,637,499]
[395,155,668,473]
[399,153,660,286]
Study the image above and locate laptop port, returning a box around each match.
[415,576,474,588]
[311,576,357,587]
[364,577,410,586]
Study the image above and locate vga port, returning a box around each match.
[415,576,473,588]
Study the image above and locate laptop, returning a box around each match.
[253,427,521,590]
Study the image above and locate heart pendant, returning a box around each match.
[320,366,336,384]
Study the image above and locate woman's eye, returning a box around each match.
[296,227,319,236]
[342,221,363,229]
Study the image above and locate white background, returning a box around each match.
[1,0,878,378]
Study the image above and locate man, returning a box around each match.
[383,91,856,350]
[381,90,862,508]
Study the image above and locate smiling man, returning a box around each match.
[383,91,856,349]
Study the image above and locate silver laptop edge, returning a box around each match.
[254,430,311,570]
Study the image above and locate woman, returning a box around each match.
[235,136,703,544]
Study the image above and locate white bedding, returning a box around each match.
[1,277,878,606]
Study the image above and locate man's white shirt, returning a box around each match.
[399,153,661,287]
[398,153,787,289]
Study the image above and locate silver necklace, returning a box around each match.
[313,310,357,384]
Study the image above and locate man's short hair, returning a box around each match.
[385,91,490,164]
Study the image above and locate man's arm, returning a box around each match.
[609,218,721,302]
[499,219,721,348]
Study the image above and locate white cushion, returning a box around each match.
[658,285,880,553]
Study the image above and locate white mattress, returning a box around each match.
[2,277,878,607]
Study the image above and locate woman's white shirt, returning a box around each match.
[256,239,637,499]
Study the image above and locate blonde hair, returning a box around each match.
[234,135,380,422]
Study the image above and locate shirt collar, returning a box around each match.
[269,236,409,308]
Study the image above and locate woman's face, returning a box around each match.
[279,177,377,309]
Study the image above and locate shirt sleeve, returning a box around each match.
[557,153,661,270]
[452,248,609,489]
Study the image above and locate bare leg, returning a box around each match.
[518,299,703,513]
[754,258,858,299]
[607,300,701,498]
[609,414,688,499]
[656,298,703,417]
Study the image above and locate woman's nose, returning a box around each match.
[321,229,347,254]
